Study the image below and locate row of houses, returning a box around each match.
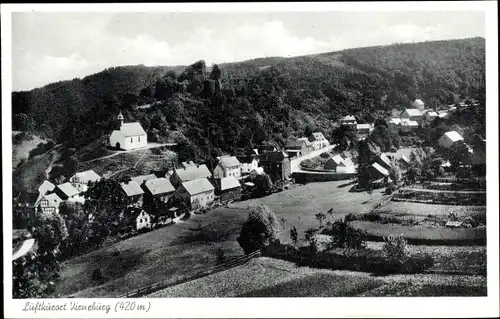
[324,155,355,173]
[285,132,330,158]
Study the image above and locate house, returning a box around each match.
[356,123,372,134]
[398,155,411,169]
[213,156,241,179]
[258,151,291,182]
[324,155,347,172]
[248,167,265,179]
[68,170,102,194]
[237,155,259,174]
[35,193,63,214]
[387,118,402,130]
[170,164,212,188]
[143,178,175,203]
[413,99,425,110]
[131,174,157,186]
[257,145,277,154]
[424,111,438,125]
[14,192,39,228]
[109,112,147,150]
[123,207,152,231]
[367,162,390,180]
[174,178,215,210]
[400,108,423,122]
[309,132,330,150]
[438,131,465,148]
[375,153,392,171]
[38,180,56,198]
[340,115,357,129]
[400,119,419,131]
[438,110,449,119]
[120,180,144,207]
[285,138,312,157]
[343,157,354,168]
[213,176,242,203]
[445,221,464,228]
[54,183,84,203]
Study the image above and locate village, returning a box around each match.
[12,96,486,265]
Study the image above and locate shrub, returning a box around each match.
[91,268,103,281]
[237,205,280,254]
[320,152,330,159]
[382,234,409,271]
[324,219,367,250]
[304,228,316,241]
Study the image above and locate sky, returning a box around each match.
[11,11,485,91]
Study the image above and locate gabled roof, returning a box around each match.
[329,155,345,166]
[219,176,242,191]
[341,115,356,121]
[371,162,389,176]
[56,182,80,198]
[414,99,425,106]
[119,122,146,137]
[442,131,464,143]
[250,167,265,175]
[181,178,215,195]
[120,180,144,197]
[401,119,419,126]
[378,153,392,168]
[218,156,240,168]
[425,111,438,117]
[181,161,197,168]
[297,137,312,146]
[402,108,422,117]
[38,180,55,195]
[144,178,175,195]
[388,118,402,125]
[70,170,102,184]
[174,164,212,182]
[399,155,411,164]
[38,193,63,207]
[131,174,157,185]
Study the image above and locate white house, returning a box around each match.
[54,183,85,203]
[213,155,241,179]
[340,115,357,128]
[174,178,215,210]
[356,123,372,134]
[424,111,438,125]
[400,119,419,131]
[438,131,465,148]
[310,132,330,150]
[170,164,212,188]
[120,180,144,207]
[143,178,175,202]
[401,108,423,123]
[387,118,402,130]
[324,155,348,173]
[237,155,259,174]
[35,193,63,214]
[69,170,102,194]
[413,99,425,110]
[135,209,152,231]
[109,112,147,150]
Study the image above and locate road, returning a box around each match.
[12,239,36,260]
[290,145,336,173]
[84,142,177,163]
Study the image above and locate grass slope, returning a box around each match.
[12,132,48,168]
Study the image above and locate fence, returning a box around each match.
[292,172,357,184]
[393,188,486,206]
[115,250,262,298]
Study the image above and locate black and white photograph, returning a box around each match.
[2,2,499,318]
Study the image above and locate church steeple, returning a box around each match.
[117,111,124,128]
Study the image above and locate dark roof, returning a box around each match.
[236,155,257,164]
[259,151,289,162]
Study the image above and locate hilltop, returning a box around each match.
[12,37,485,184]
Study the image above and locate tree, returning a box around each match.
[58,202,89,258]
[210,64,221,80]
[30,209,68,254]
[315,212,327,227]
[304,125,313,138]
[388,164,402,185]
[237,205,280,254]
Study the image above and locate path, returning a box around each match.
[290,145,336,173]
[12,239,36,260]
[84,143,177,163]
[401,187,485,194]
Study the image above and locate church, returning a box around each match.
[109,112,148,150]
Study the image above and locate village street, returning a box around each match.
[290,145,337,173]
[83,142,177,163]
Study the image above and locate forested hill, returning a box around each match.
[12,37,485,162]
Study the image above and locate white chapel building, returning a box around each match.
[109,112,147,150]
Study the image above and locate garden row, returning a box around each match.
[392,188,486,206]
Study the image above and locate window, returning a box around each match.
[140,219,143,223]
[138,136,140,142]
[131,137,133,143]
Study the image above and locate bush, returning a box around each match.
[237,205,280,254]
[91,268,103,281]
[382,234,409,271]
[323,219,367,250]
[320,152,330,159]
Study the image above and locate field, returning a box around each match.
[230,179,387,244]
[372,201,486,217]
[148,256,486,297]
[53,180,385,297]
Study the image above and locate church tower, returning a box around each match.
[117,111,124,129]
